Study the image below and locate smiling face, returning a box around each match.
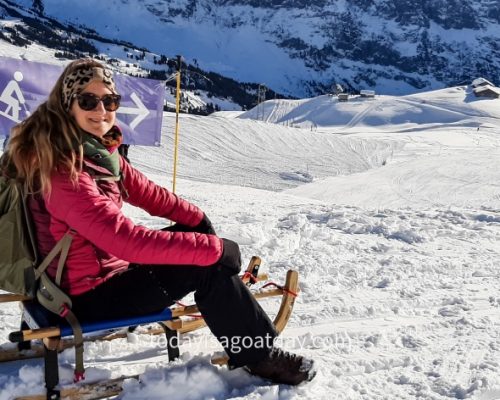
[70,80,116,138]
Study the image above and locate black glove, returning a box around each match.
[216,239,242,276]
[165,214,216,235]
[194,214,216,235]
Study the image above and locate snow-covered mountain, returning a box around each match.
[12,0,500,97]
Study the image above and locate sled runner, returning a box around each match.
[0,257,299,400]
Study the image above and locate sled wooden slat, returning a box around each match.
[14,374,140,400]
[273,270,299,333]
[0,293,30,303]
[10,327,61,342]
[171,304,200,318]
[164,318,207,333]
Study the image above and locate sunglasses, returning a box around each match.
[74,93,121,112]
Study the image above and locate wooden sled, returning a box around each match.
[0,257,299,400]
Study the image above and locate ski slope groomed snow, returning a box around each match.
[1,85,500,400]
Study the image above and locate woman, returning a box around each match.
[1,59,314,385]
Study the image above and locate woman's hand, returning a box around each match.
[195,214,216,235]
[167,214,216,235]
[216,238,242,276]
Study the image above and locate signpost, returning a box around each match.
[172,55,182,194]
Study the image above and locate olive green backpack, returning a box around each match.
[0,173,87,375]
[0,175,40,297]
[0,175,73,296]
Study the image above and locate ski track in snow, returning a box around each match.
[1,87,500,399]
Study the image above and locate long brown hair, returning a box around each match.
[4,58,108,195]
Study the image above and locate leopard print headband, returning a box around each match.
[61,66,117,111]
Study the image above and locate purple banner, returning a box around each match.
[0,56,164,146]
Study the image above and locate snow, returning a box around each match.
[1,82,500,399]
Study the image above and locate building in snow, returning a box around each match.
[338,93,349,102]
[471,77,494,88]
[473,85,500,98]
[360,90,376,98]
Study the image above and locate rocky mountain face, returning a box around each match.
[3,0,500,98]
[135,0,500,94]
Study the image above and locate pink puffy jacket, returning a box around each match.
[29,156,223,296]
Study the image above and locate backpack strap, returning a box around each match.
[54,232,74,286]
[64,308,85,381]
[35,230,86,381]
[34,231,74,281]
[37,272,85,381]
[90,174,121,182]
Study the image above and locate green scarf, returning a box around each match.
[81,132,120,177]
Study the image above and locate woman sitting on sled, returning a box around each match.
[1,58,315,385]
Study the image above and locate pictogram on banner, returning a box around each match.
[0,71,29,123]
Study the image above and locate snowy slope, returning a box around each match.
[1,85,500,399]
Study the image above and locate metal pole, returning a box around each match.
[172,55,182,194]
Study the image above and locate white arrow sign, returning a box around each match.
[118,92,150,130]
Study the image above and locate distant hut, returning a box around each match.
[473,85,500,98]
[360,90,375,98]
[471,77,494,88]
[338,93,349,102]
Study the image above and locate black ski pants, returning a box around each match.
[70,261,278,367]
